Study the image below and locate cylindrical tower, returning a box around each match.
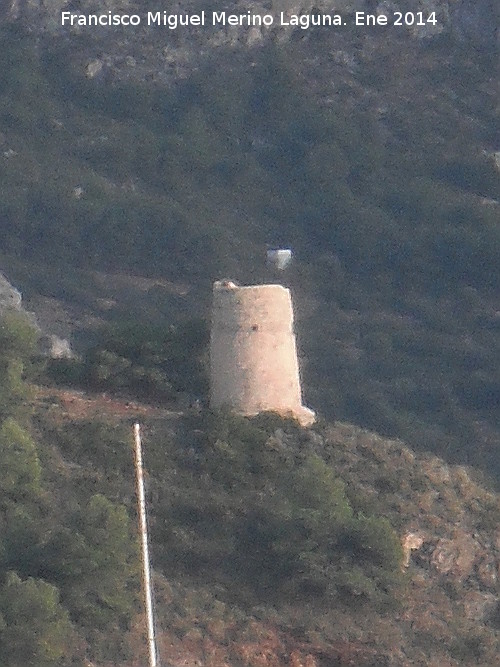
[210,280,315,426]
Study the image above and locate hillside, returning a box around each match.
[5,366,500,667]
[0,8,498,477]
[0,308,498,666]
[0,3,498,664]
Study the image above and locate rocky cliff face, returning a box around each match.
[1,0,496,38]
[0,0,496,87]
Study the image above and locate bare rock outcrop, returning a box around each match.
[0,271,74,358]
[0,272,22,311]
[430,529,479,581]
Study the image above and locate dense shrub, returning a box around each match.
[47,318,209,400]
[0,313,137,666]
[0,573,76,667]
[152,411,404,611]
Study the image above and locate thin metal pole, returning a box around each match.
[133,423,158,667]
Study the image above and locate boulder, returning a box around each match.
[463,590,498,622]
[0,272,22,311]
[430,529,479,580]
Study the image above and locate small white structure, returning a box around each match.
[210,280,315,426]
[266,248,293,271]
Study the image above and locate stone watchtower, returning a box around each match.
[209,280,315,426]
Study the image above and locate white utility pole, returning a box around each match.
[133,423,159,667]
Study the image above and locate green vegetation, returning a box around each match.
[145,410,404,610]
[43,409,404,615]
[0,25,498,480]
[0,18,498,666]
[47,318,209,400]
[0,310,404,664]
[1,307,499,665]
[0,573,74,667]
[0,312,137,666]
[0,310,38,421]
[0,29,497,286]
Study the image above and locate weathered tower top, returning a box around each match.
[209,280,315,426]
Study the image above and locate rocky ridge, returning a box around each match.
[0,0,497,86]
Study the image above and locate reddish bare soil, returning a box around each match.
[34,386,179,423]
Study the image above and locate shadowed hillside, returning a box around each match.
[0,6,498,663]
[0,17,498,480]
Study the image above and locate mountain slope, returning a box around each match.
[0,12,498,479]
[30,388,500,667]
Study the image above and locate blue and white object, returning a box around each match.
[266,248,293,270]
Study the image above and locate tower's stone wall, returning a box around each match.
[210,280,315,426]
